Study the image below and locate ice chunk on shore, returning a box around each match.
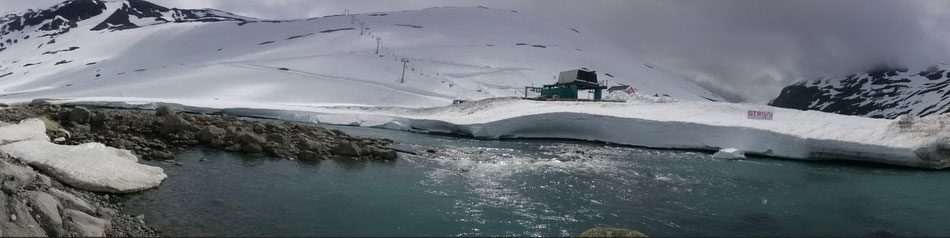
[0,118,49,145]
[0,141,166,193]
[713,148,746,160]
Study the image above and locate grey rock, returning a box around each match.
[47,188,96,215]
[63,209,112,237]
[68,107,92,124]
[330,129,345,136]
[237,132,266,145]
[332,142,363,157]
[56,110,71,121]
[151,151,174,161]
[296,139,322,151]
[159,115,194,134]
[2,196,48,237]
[29,99,55,107]
[197,126,226,144]
[97,207,118,220]
[91,112,108,124]
[155,106,176,116]
[368,146,398,160]
[264,122,286,132]
[27,191,64,236]
[1,180,18,194]
[0,159,38,185]
[35,174,53,187]
[237,132,266,153]
[297,150,320,161]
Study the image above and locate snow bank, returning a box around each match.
[42,97,950,169]
[604,91,678,104]
[713,148,746,160]
[0,141,166,193]
[0,118,49,145]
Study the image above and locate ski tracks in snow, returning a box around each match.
[222,61,455,103]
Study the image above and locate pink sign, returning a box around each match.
[747,110,773,120]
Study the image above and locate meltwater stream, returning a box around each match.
[123,125,950,237]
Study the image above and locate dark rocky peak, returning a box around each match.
[1,0,106,34]
[92,0,252,31]
[770,64,950,119]
[124,0,170,18]
[0,0,107,52]
[0,0,253,52]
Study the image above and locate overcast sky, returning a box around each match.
[3,0,949,103]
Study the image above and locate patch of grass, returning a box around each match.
[39,116,61,131]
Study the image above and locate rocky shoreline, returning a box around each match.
[0,158,159,236]
[1,101,399,161]
[0,102,404,237]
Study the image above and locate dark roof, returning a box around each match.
[608,85,631,91]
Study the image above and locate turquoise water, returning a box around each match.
[123,125,950,237]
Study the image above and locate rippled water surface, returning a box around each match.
[124,125,950,237]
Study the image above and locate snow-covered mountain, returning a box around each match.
[0,0,722,107]
[770,65,950,119]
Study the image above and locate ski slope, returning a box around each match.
[0,0,723,107]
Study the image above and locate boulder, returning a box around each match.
[27,191,64,237]
[264,122,286,132]
[0,141,166,193]
[237,132,266,145]
[368,146,398,160]
[47,188,96,215]
[90,111,108,125]
[56,110,70,121]
[296,139,323,151]
[332,142,363,157]
[0,118,49,145]
[579,227,648,237]
[28,99,55,107]
[712,148,746,160]
[0,160,38,187]
[151,151,175,161]
[253,124,266,134]
[2,197,48,237]
[36,174,53,187]
[68,107,92,124]
[63,209,112,237]
[237,132,266,153]
[1,181,17,194]
[197,126,226,144]
[155,105,176,116]
[160,116,194,134]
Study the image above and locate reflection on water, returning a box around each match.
[124,125,950,237]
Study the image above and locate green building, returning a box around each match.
[540,69,606,100]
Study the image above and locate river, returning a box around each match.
[122,124,950,237]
